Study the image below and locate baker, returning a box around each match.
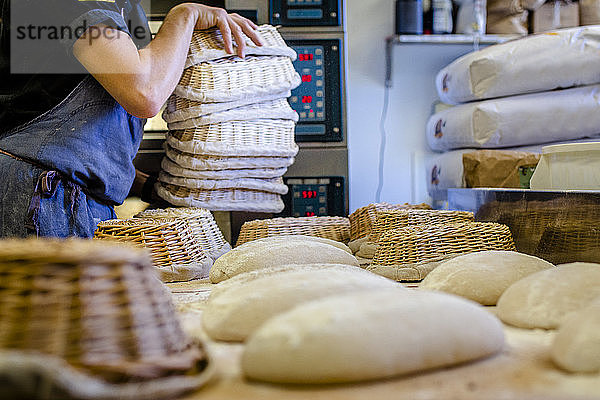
[0,0,262,238]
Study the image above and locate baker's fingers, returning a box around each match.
[226,16,247,58]
[215,12,234,54]
[230,13,265,47]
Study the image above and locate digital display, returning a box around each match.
[301,75,312,82]
[305,211,316,216]
[302,190,318,199]
[302,96,312,103]
[299,54,314,61]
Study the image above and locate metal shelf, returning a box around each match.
[384,34,524,87]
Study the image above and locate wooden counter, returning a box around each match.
[167,280,600,400]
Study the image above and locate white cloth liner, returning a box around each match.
[161,157,287,179]
[165,119,299,157]
[0,349,215,400]
[162,90,292,123]
[164,145,295,170]
[156,183,285,213]
[159,172,289,195]
[427,85,600,152]
[426,138,600,200]
[165,98,298,130]
[437,26,600,104]
[185,25,297,68]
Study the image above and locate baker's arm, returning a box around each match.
[73,3,263,118]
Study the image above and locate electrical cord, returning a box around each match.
[375,82,391,203]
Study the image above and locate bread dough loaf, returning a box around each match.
[497,263,600,329]
[420,251,554,305]
[551,298,600,373]
[209,237,358,283]
[238,235,352,253]
[209,263,366,300]
[242,289,504,384]
[204,268,399,341]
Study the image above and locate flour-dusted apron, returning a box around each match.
[0,76,145,237]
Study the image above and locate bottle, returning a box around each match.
[395,0,424,34]
[432,0,453,34]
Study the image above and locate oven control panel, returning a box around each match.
[279,177,345,217]
[288,39,342,142]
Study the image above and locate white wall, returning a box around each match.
[345,0,479,212]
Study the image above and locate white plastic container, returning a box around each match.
[530,142,600,190]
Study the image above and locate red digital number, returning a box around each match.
[302,96,312,103]
[305,211,316,216]
[301,75,312,82]
[299,54,314,61]
[301,190,317,199]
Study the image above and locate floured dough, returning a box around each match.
[236,235,352,253]
[551,297,600,373]
[347,236,368,254]
[209,263,366,300]
[420,251,554,305]
[209,237,358,283]
[242,289,504,384]
[497,263,600,329]
[203,268,399,341]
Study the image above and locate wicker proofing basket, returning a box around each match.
[135,207,231,261]
[0,238,213,400]
[166,119,299,157]
[94,218,213,282]
[163,90,291,123]
[236,216,351,246]
[369,209,475,242]
[368,222,516,282]
[164,144,295,170]
[162,156,288,180]
[156,182,284,213]
[185,24,297,68]
[166,98,299,131]
[159,172,289,195]
[175,56,301,103]
[348,202,433,241]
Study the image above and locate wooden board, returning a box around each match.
[167,280,600,400]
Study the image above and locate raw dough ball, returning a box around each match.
[209,237,359,283]
[204,268,399,341]
[551,298,600,373]
[242,289,504,384]
[497,263,600,329]
[420,251,554,305]
[209,263,366,300]
[240,235,352,253]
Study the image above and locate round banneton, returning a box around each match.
[348,202,433,241]
[372,222,516,267]
[175,56,301,103]
[236,216,351,246]
[369,209,474,242]
[156,182,285,213]
[135,207,231,261]
[166,98,298,131]
[163,145,295,170]
[94,218,212,270]
[185,24,297,68]
[158,172,289,195]
[161,156,288,180]
[0,237,212,399]
[166,119,299,157]
[163,90,291,123]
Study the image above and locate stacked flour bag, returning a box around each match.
[156,25,300,213]
[426,26,600,201]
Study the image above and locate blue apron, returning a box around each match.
[0,76,145,237]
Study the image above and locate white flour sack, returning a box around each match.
[427,85,600,152]
[436,26,600,104]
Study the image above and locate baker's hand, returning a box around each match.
[179,3,264,58]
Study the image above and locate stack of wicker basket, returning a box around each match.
[155,25,300,213]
